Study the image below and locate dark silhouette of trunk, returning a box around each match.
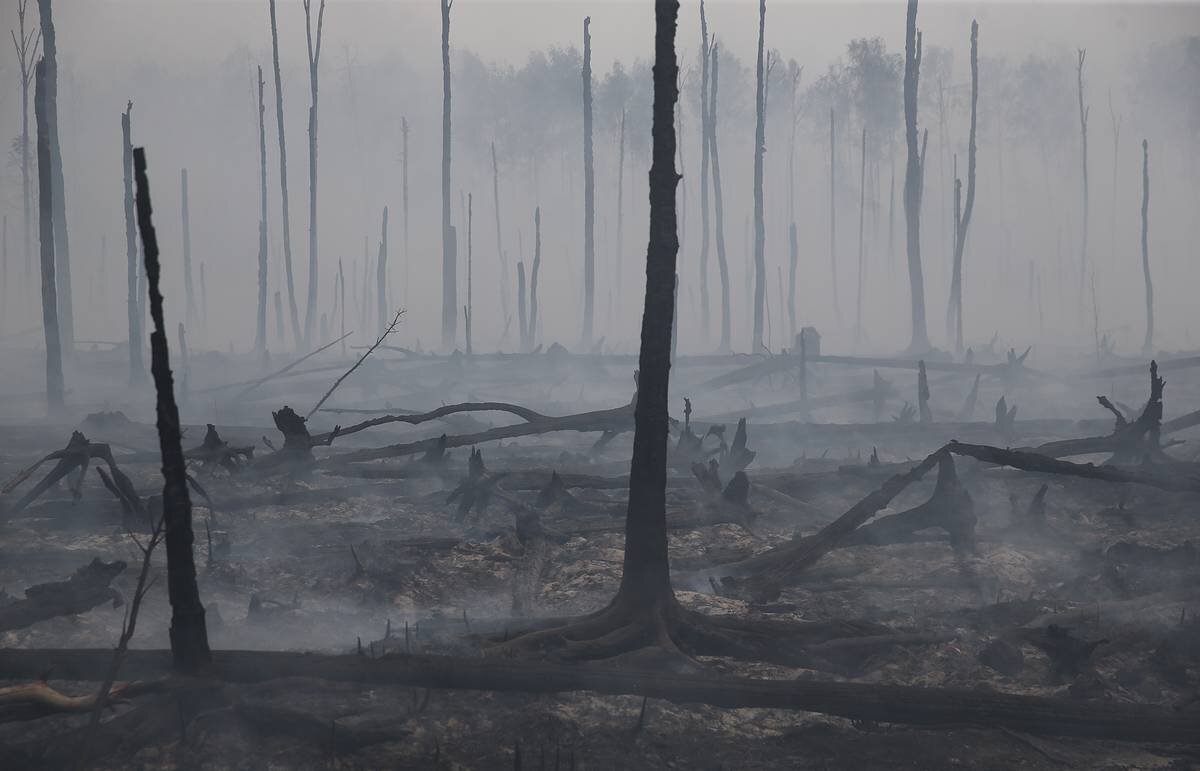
[698,1,711,340]
[751,0,766,353]
[829,108,841,325]
[121,103,144,384]
[517,261,528,353]
[709,43,731,353]
[35,59,63,411]
[1077,49,1089,312]
[302,0,326,349]
[376,206,388,336]
[491,142,509,329]
[268,0,301,348]
[274,290,284,349]
[855,125,867,345]
[177,323,189,397]
[441,0,456,349]
[528,207,541,347]
[947,20,978,354]
[200,262,208,332]
[13,0,38,293]
[787,61,801,344]
[581,16,595,346]
[1108,91,1121,264]
[132,147,211,675]
[1141,139,1153,355]
[180,168,197,327]
[256,66,269,358]
[338,258,346,356]
[465,194,473,355]
[616,108,626,312]
[788,223,798,343]
[902,0,929,352]
[402,117,410,308]
[36,0,72,354]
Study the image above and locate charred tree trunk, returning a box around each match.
[35,59,63,411]
[440,0,456,349]
[528,208,542,348]
[787,61,801,344]
[581,16,595,346]
[855,125,867,345]
[517,261,528,353]
[14,0,37,294]
[121,104,144,384]
[709,43,731,353]
[132,147,211,674]
[491,142,509,330]
[946,20,978,354]
[698,0,711,341]
[376,207,388,337]
[902,0,929,352]
[180,168,197,327]
[466,193,473,355]
[302,0,326,349]
[1077,49,1089,313]
[1141,139,1153,354]
[617,109,626,316]
[268,0,301,349]
[751,0,767,353]
[829,108,841,325]
[273,290,283,348]
[36,0,72,354]
[338,259,346,355]
[402,117,410,307]
[256,66,269,358]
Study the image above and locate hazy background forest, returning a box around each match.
[0,0,1198,357]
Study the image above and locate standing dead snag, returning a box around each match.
[581,16,595,346]
[11,0,39,291]
[527,207,542,349]
[491,142,509,331]
[709,42,731,353]
[376,206,389,337]
[855,125,866,345]
[132,146,211,674]
[751,0,766,353]
[301,0,327,349]
[180,168,197,327]
[947,20,978,354]
[698,1,711,340]
[441,0,456,349]
[902,0,929,352]
[268,0,301,348]
[1140,139,1153,354]
[34,58,63,411]
[465,194,473,355]
[256,65,269,358]
[1077,48,1089,309]
[36,0,73,354]
[829,107,840,325]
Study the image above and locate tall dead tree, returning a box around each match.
[528,207,542,347]
[946,20,978,354]
[36,0,72,353]
[441,0,456,349]
[132,147,211,674]
[829,108,841,325]
[180,169,197,327]
[35,59,63,411]
[855,125,867,345]
[1141,139,1153,354]
[902,0,929,352]
[581,16,596,346]
[465,193,473,355]
[709,42,731,353]
[1108,90,1121,263]
[751,0,767,353]
[491,142,509,329]
[376,206,388,337]
[698,0,711,341]
[255,65,269,358]
[787,60,801,344]
[121,103,144,384]
[616,109,626,311]
[268,0,301,348]
[302,0,327,349]
[1077,49,1089,311]
[402,117,410,306]
[517,261,528,352]
[10,0,39,290]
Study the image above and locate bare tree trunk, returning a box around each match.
[902,0,929,352]
[528,207,542,348]
[829,108,841,325]
[1108,91,1121,264]
[709,44,731,353]
[121,103,144,384]
[617,108,626,313]
[180,168,197,327]
[177,323,189,398]
[751,0,767,353]
[256,66,269,358]
[441,0,456,349]
[376,206,388,336]
[273,290,283,350]
[1141,139,1153,355]
[132,147,211,674]
[36,0,72,355]
[302,0,327,349]
[698,2,711,341]
[946,20,978,355]
[35,60,63,411]
[581,16,595,346]
[268,0,301,349]
[855,125,867,345]
[517,261,528,353]
[465,194,473,355]
[1077,49,1089,316]
[402,117,410,308]
[787,61,800,344]
[491,142,509,330]
[13,0,38,295]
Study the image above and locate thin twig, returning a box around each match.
[307,309,404,419]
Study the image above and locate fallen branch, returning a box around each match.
[307,309,404,419]
[0,559,126,633]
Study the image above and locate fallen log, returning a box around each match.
[0,559,125,633]
[1,649,1198,744]
[315,401,554,443]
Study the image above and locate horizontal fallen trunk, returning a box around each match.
[0,559,125,632]
[1,649,1197,744]
[313,401,553,443]
[946,441,1200,493]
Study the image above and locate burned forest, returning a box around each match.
[3,0,1200,768]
